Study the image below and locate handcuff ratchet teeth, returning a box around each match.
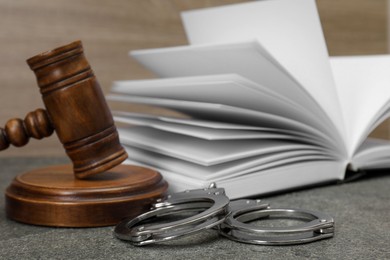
[114,185,335,246]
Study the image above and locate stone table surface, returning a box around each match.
[0,157,389,260]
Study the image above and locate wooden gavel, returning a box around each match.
[2,41,167,227]
[0,40,127,178]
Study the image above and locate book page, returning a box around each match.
[330,55,390,156]
[181,0,345,140]
[131,41,309,106]
[351,138,390,170]
[114,111,279,130]
[129,41,346,148]
[218,161,345,198]
[113,111,331,145]
[125,159,346,199]
[108,94,338,150]
[130,41,338,137]
[112,74,328,134]
[125,145,333,181]
[159,115,286,130]
[114,113,300,141]
[118,126,327,166]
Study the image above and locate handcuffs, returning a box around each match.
[114,184,334,246]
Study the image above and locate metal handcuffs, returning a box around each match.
[114,184,334,246]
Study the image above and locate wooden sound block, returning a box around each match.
[5,164,168,227]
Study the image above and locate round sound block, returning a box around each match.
[5,164,168,227]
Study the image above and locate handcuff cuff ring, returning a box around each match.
[219,199,335,245]
[114,185,230,246]
[114,185,334,246]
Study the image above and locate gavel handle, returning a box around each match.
[0,109,54,151]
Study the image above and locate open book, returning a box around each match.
[108,0,390,199]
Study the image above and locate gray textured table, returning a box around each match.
[0,157,389,259]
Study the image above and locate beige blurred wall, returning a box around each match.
[0,0,388,157]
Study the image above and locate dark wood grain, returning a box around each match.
[5,164,168,227]
[27,40,128,178]
[0,41,128,178]
[0,109,53,150]
[1,40,168,227]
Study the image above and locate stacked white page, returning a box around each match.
[108,0,390,198]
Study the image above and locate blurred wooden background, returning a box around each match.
[0,0,388,156]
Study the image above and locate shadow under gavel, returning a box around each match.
[2,41,167,227]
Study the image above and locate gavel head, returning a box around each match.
[26,41,128,179]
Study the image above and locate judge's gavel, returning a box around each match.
[3,41,167,227]
[0,41,128,178]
